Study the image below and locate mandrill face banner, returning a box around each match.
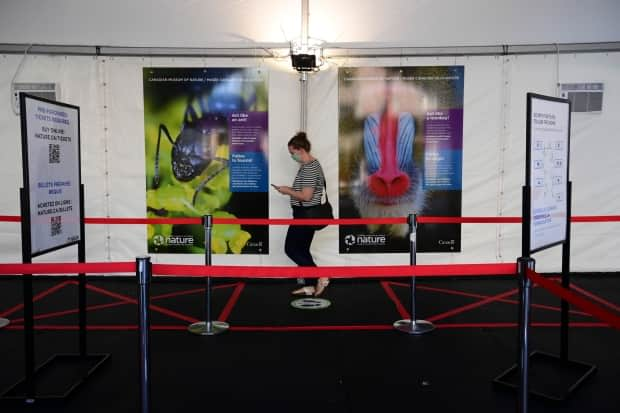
[339,65,464,254]
[350,109,425,238]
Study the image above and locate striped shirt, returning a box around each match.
[290,159,325,207]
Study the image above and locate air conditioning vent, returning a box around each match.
[559,82,603,113]
[11,82,60,115]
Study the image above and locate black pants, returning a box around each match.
[285,207,317,280]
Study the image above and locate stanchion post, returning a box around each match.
[205,214,213,333]
[188,215,229,335]
[517,256,535,413]
[78,183,87,357]
[136,256,152,413]
[409,213,418,322]
[393,213,434,335]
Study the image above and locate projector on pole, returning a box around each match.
[289,37,323,73]
[291,53,317,72]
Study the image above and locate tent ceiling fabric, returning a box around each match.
[0,0,618,50]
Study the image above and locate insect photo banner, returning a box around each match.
[143,67,269,254]
[338,66,464,253]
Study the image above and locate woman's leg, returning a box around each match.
[284,225,316,267]
[285,225,329,296]
[314,277,329,296]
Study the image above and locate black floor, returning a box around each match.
[0,275,618,412]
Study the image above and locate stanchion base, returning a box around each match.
[290,298,331,310]
[0,318,9,329]
[393,319,435,335]
[493,350,597,401]
[188,321,230,336]
[0,353,109,402]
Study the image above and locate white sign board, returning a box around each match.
[21,94,81,256]
[527,93,570,253]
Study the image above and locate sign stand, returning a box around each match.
[1,95,108,403]
[493,94,596,405]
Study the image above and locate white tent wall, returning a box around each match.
[552,52,620,270]
[0,0,618,272]
[459,56,505,265]
[103,57,148,262]
[0,55,24,260]
[1,52,619,272]
[499,54,561,269]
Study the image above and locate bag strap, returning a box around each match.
[321,173,329,204]
[302,168,328,207]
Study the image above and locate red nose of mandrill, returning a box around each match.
[368,110,410,199]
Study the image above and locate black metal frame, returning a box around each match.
[1,94,108,403]
[493,93,596,408]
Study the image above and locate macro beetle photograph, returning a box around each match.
[143,67,268,254]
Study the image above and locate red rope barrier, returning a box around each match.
[2,215,620,225]
[3,258,617,331]
[84,217,407,225]
[526,269,620,330]
[417,216,522,223]
[85,217,201,225]
[0,261,516,278]
[0,262,135,275]
[571,215,620,222]
[5,261,618,330]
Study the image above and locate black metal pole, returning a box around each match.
[204,215,213,333]
[517,256,535,413]
[560,181,572,361]
[187,214,228,335]
[521,186,530,257]
[23,274,34,401]
[393,213,433,334]
[136,256,152,413]
[20,187,35,402]
[78,184,87,357]
[409,213,417,323]
[518,184,532,370]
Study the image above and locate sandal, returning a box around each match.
[292,286,316,296]
[314,278,330,296]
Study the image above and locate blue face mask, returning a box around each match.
[290,152,302,162]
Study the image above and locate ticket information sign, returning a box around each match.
[526,93,570,253]
[20,94,81,256]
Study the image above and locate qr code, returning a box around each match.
[51,215,62,236]
[49,144,60,164]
